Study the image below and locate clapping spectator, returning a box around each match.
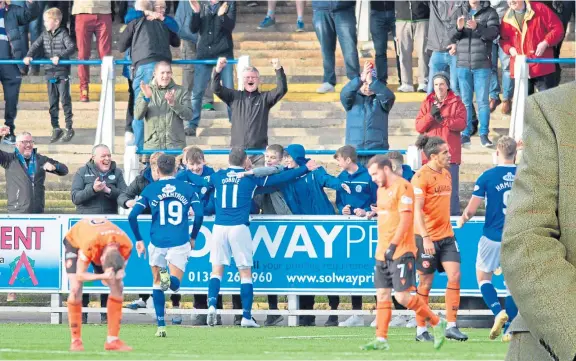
[415,72,467,216]
[0,0,39,145]
[312,0,360,94]
[72,0,113,102]
[499,0,564,95]
[187,0,236,137]
[341,62,395,165]
[135,61,192,151]
[450,0,500,148]
[258,0,306,32]
[24,7,76,143]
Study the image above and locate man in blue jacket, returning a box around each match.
[341,62,395,165]
[312,0,360,94]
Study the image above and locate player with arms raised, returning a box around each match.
[129,154,204,337]
[412,135,468,342]
[457,136,518,341]
[206,148,318,327]
[361,155,446,351]
[63,218,133,352]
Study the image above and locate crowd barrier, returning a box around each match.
[0,214,499,325]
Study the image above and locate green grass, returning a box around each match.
[0,324,508,360]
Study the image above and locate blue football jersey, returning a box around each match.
[209,166,308,226]
[129,178,203,248]
[472,165,517,242]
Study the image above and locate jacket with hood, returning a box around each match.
[449,1,500,70]
[1,2,40,73]
[335,165,377,214]
[135,79,192,151]
[415,90,467,164]
[26,26,76,80]
[190,1,236,60]
[341,77,396,150]
[427,0,465,52]
[117,166,153,210]
[71,160,127,214]
[395,1,430,22]
[499,0,564,79]
[312,0,356,12]
[0,148,68,213]
[279,144,345,215]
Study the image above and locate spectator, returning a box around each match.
[387,151,415,182]
[213,57,287,166]
[10,0,44,75]
[499,0,564,95]
[258,0,306,32]
[370,0,395,85]
[134,61,192,151]
[312,0,360,93]
[187,0,236,137]
[426,0,464,95]
[395,1,430,92]
[341,62,395,165]
[415,72,467,216]
[24,7,76,143]
[174,0,215,118]
[72,0,113,102]
[0,0,39,145]
[489,0,514,115]
[118,0,181,150]
[71,144,127,324]
[450,0,500,148]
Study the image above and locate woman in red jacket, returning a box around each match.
[415,72,467,216]
[499,0,564,94]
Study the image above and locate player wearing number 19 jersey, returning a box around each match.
[458,136,518,341]
[129,155,204,337]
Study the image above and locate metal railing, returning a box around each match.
[137,149,408,156]
[0,59,239,65]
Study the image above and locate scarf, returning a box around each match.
[15,148,36,183]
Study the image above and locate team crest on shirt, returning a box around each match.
[108,175,116,180]
[201,187,207,195]
[227,171,239,178]
[355,185,362,193]
[162,184,176,193]
[503,172,515,182]
[474,185,480,191]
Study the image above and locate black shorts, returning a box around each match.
[374,253,416,292]
[416,235,461,274]
[63,238,103,275]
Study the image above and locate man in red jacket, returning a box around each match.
[415,72,467,216]
[499,0,564,95]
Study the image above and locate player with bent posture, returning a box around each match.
[362,155,446,351]
[206,148,317,327]
[64,218,133,352]
[129,154,204,337]
[457,136,518,341]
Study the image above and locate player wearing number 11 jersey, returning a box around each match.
[457,136,518,341]
[129,155,204,337]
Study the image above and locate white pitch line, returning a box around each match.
[273,334,366,339]
[0,348,201,358]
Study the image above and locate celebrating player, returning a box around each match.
[412,135,468,342]
[361,155,446,351]
[63,218,133,352]
[128,154,204,337]
[457,136,518,341]
[206,148,318,327]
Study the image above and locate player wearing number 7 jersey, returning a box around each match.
[205,148,318,328]
[457,136,518,342]
[128,154,204,337]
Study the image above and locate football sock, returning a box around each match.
[240,278,254,320]
[415,285,430,327]
[446,281,460,323]
[505,295,518,322]
[152,287,166,327]
[267,9,274,17]
[169,276,180,292]
[447,321,457,329]
[480,281,502,316]
[297,15,303,22]
[417,326,428,336]
[107,296,122,339]
[375,301,392,339]
[67,300,82,341]
[406,295,440,326]
[208,276,221,309]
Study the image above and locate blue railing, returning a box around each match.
[137,149,406,156]
[0,59,238,65]
[525,58,575,64]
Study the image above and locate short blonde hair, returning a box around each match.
[135,0,153,11]
[150,152,163,167]
[497,136,517,160]
[44,7,62,22]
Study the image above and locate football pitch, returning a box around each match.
[0,324,508,360]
